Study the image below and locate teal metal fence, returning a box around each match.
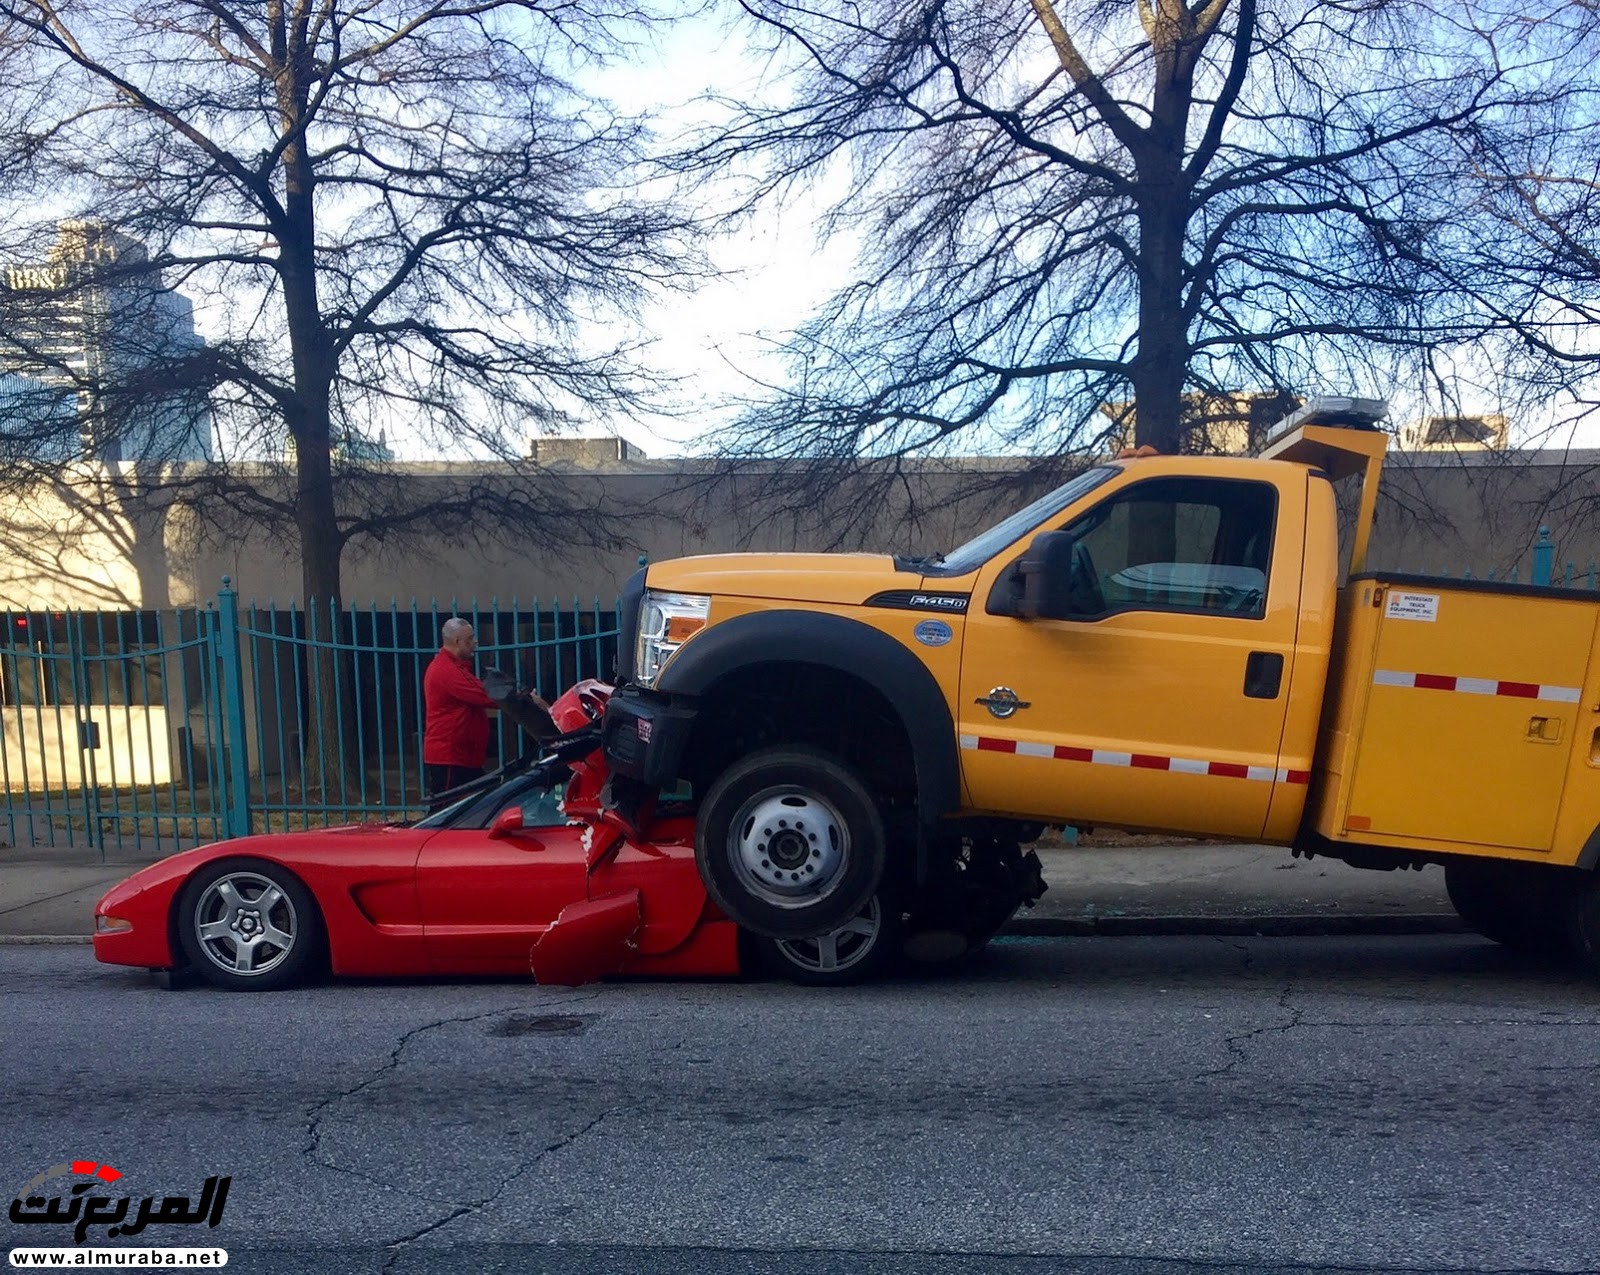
[1,582,619,854]
[1463,527,1599,589]
[4,529,1599,854]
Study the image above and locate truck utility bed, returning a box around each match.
[1311,575,1600,866]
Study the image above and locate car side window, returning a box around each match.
[451,778,570,829]
[1061,477,1277,618]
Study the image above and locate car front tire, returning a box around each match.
[749,892,901,986]
[176,859,324,992]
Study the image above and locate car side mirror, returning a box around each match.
[487,806,544,848]
[1018,531,1081,620]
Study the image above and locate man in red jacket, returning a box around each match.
[422,617,500,810]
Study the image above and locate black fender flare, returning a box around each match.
[658,609,961,828]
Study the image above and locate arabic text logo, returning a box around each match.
[10,1162,230,1247]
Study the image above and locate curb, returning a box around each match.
[0,934,93,945]
[1002,913,1466,938]
[3,916,1467,946]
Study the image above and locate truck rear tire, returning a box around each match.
[696,747,886,940]
[1444,861,1564,954]
[1559,871,1600,973]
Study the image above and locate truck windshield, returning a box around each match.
[929,466,1118,576]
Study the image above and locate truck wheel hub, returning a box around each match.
[732,791,846,902]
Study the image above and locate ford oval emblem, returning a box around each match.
[914,620,953,647]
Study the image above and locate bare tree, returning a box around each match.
[0,0,704,607]
[0,0,708,793]
[691,0,1600,475]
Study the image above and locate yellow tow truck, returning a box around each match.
[601,399,1600,973]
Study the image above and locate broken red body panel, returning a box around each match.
[530,890,643,986]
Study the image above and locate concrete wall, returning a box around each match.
[0,468,181,608]
[1362,450,1600,580]
[1,450,1597,611]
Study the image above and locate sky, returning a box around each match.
[524,8,1600,460]
[167,4,1600,462]
[578,14,858,460]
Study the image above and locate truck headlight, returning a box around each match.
[635,591,710,688]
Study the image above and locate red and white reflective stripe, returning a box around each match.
[1373,670,1581,703]
[958,734,1310,784]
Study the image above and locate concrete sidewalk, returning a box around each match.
[0,836,1460,942]
[1021,841,1459,936]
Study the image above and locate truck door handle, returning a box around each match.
[1243,651,1284,700]
[1527,716,1563,744]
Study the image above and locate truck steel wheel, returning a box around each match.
[751,893,900,986]
[177,860,324,992]
[696,747,886,939]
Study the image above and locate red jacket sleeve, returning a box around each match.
[437,657,496,708]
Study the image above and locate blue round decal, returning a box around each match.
[914,620,953,647]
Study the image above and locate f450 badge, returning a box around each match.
[976,687,1031,719]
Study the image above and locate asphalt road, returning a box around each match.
[5,935,1600,1275]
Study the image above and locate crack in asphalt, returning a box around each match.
[380,1104,630,1273]
[1197,984,1305,1079]
[300,988,609,1203]
[0,882,102,916]
[300,1004,519,1204]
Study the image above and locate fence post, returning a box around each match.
[216,578,253,838]
[1532,526,1554,588]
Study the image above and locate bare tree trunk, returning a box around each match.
[272,0,353,798]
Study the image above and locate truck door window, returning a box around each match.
[1062,477,1277,618]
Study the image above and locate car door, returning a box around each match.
[416,782,589,969]
[958,469,1306,840]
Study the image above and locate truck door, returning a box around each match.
[958,472,1304,840]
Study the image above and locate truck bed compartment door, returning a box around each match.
[1343,588,1596,851]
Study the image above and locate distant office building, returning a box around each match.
[286,427,396,464]
[1399,413,1509,452]
[528,435,648,464]
[0,220,212,463]
[335,428,395,463]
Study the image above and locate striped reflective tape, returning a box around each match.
[959,734,1310,784]
[1373,670,1581,703]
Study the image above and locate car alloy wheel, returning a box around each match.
[177,859,323,992]
[754,893,900,986]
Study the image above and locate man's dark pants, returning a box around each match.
[426,764,484,813]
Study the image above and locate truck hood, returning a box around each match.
[646,553,921,607]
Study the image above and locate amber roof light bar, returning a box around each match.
[1262,396,1388,449]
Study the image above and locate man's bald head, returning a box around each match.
[441,617,476,656]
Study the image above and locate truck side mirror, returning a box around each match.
[1018,531,1081,620]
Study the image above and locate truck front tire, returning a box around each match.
[696,747,887,940]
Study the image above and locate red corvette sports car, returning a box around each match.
[93,682,898,991]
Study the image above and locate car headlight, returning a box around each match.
[635,591,710,688]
